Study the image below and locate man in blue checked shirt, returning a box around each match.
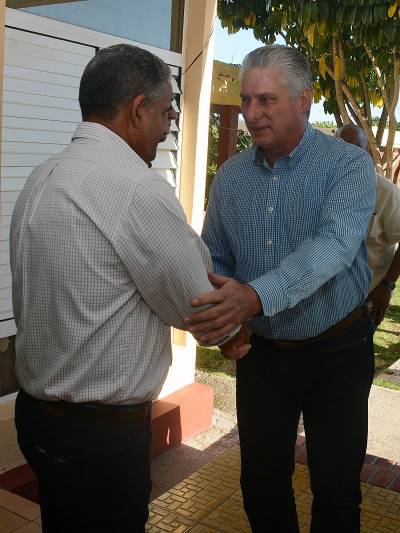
[185,45,376,533]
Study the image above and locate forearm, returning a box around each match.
[382,245,400,284]
[249,230,367,316]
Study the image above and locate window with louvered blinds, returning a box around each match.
[0,22,183,338]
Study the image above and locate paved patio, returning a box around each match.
[1,443,400,532]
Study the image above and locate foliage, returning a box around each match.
[371,116,400,130]
[205,112,220,209]
[205,112,253,209]
[311,120,337,129]
[236,127,253,152]
[218,0,400,181]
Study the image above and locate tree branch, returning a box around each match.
[376,106,388,151]
[360,72,372,124]
[364,43,391,111]
[332,36,351,124]
[384,48,399,179]
[326,62,383,170]
[389,47,399,115]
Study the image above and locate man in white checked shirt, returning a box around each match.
[10,44,248,533]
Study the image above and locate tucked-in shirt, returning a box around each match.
[10,122,216,404]
[202,124,376,340]
[367,175,400,291]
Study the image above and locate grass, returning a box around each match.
[372,378,400,391]
[196,345,233,376]
[373,284,400,388]
[196,285,400,391]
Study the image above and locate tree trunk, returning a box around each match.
[385,50,400,180]
[333,109,343,128]
[326,63,382,171]
[376,107,388,148]
[332,37,351,124]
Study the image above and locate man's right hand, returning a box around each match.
[184,272,262,345]
[367,284,391,325]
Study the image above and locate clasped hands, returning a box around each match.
[184,272,262,360]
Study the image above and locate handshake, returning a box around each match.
[184,272,262,360]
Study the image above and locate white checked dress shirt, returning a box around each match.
[10,122,216,404]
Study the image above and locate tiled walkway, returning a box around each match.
[1,444,400,532]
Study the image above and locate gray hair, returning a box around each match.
[241,45,313,99]
[79,44,171,120]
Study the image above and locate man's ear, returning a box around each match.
[299,89,312,114]
[128,94,147,127]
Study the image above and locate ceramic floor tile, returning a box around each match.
[362,485,400,525]
[200,494,251,533]
[0,507,27,533]
[187,524,223,532]
[0,489,40,521]
[3,442,400,533]
[12,523,42,533]
[151,474,235,522]
[0,420,25,474]
[146,504,195,532]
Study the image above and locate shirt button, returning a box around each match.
[267,240,273,246]
[272,175,279,181]
[267,207,274,213]
[271,308,277,316]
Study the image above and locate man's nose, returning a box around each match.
[243,101,262,122]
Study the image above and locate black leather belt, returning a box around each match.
[272,304,368,350]
[21,389,151,422]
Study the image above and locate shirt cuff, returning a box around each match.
[248,273,287,317]
[200,324,242,348]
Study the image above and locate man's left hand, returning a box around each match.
[367,284,391,326]
[219,323,252,360]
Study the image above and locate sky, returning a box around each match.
[213,18,399,124]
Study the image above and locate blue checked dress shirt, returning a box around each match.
[202,124,376,340]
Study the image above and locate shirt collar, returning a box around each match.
[253,123,315,168]
[72,121,149,169]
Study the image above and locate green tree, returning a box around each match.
[205,112,220,209]
[218,0,400,181]
[205,112,252,208]
[236,127,253,153]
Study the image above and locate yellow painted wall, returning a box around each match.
[178,0,217,233]
[159,0,218,396]
[211,59,241,106]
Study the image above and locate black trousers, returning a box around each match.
[15,390,152,533]
[236,313,374,533]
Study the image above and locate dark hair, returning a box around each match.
[79,44,171,120]
[336,124,368,150]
